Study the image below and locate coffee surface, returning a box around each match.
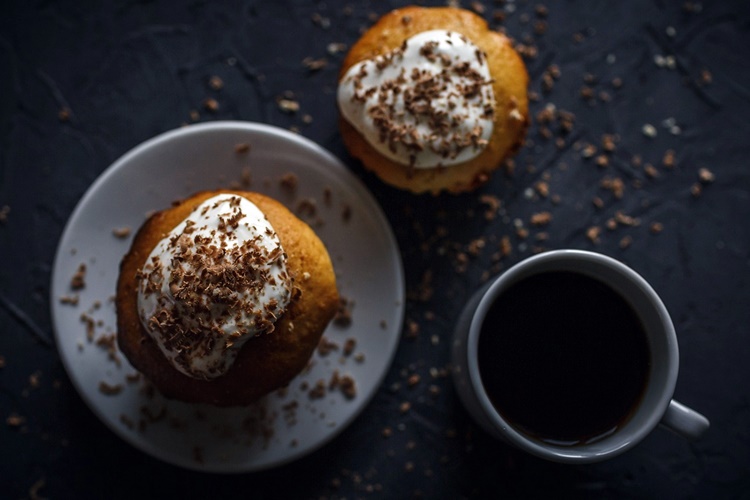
[478,271,650,445]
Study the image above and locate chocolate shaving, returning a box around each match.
[344,31,495,166]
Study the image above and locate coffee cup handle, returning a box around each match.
[660,400,710,440]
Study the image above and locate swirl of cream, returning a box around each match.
[137,194,292,380]
[337,29,496,169]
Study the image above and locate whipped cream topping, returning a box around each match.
[338,29,496,169]
[137,194,293,380]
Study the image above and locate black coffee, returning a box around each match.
[477,271,650,445]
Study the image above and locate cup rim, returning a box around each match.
[466,249,680,463]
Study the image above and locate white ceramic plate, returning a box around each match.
[50,121,405,473]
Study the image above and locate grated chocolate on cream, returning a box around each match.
[137,194,294,380]
[337,30,496,169]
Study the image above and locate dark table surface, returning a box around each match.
[2,0,749,498]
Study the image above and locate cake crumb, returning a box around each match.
[112,227,131,239]
[28,371,41,389]
[80,313,95,341]
[662,149,677,168]
[642,123,657,138]
[698,167,715,184]
[327,42,348,55]
[302,57,328,72]
[239,166,252,188]
[339,374,357,399]
[586,226,602,244]
[469,1,485,14]
[59,295,79,306]
[328,370,341,390]
[479,194,501,220]
[601,177,625,199]
[499,235,512,257]
[581,143,597,158]
[310,12,331,29]
[309,379,327,400]
[614,211,640,226]
[6,412,26,427]
[534,181,550,198]
[120,414,135,429]
[280,173,299,191]
[649,221,664,234]
[96,333,121,366]
[202,98,219,112]
[0,205,9,224]
[277,97,300,114]
[208,75,224,90]
[317,337,339,356]
[405,320,419,340]
[333,296,354,327]
[530,211,552,226]
[296,198,317,217]
[341,203,352,223]
[29,478,46,500]
[70,264,87,290]
[58,107,71,122]
[99,381,123,396]
[342,338,356,357]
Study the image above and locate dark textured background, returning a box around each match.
[1,0,749,498]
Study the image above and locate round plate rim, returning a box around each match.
[50,120,405,473]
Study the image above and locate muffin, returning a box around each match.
[116,190,339,406]
[337,6,529,194]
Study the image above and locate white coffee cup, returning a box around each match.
[451,249,709,463]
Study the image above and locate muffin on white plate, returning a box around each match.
[116,190,339,406]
